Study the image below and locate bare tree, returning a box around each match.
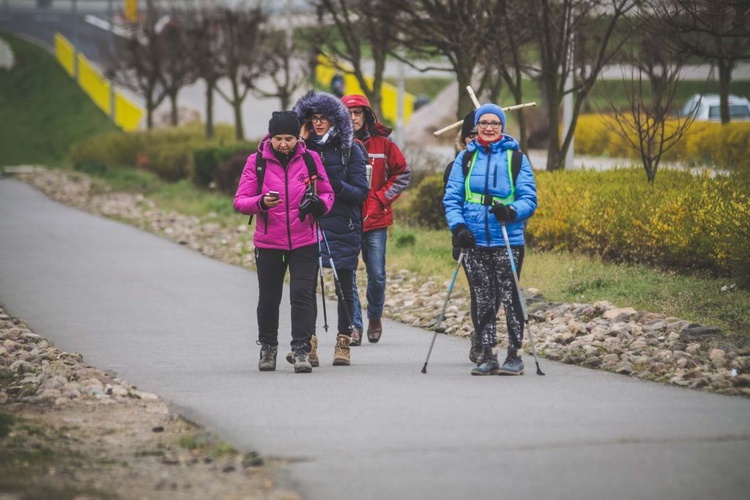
[479,0,536,150]
[388,0,495,119]
[184,6,225,139]
[250,28,309,110]
[213,6,267,140]
[524,0,639,171]
[650,0,750,124]
[309,0,400,117]
[159,10,198,126]
[109,0,167,130]
[604,27,695,182]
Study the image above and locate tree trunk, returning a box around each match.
[205,81,214,139]
[170,92,179,126]
[233,102,244,140]
[717,58,734,124]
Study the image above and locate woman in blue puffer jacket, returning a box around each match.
[443,103,538,377]
[293,90,368,367]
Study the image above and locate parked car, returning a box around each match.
[680,94,750,121]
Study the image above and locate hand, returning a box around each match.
[490,203,516,222]
[451,224,476,249]
[260,193,282,210]
[299,193,326,221]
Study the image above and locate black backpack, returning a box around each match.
[248,151,319,225]
[443,149,524,196]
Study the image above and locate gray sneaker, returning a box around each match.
[497,355,525,375]
[293,348,313,373]
[258,344,277,372]
[286,335,319,367]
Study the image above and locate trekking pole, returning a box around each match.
[421,251,465,374]
[318,222,354,331]
[316,227,329,332]
[500,222,545,376]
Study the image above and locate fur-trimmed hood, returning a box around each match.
[293,90,353,151]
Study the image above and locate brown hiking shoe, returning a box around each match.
[333,334,351,366]
[367,318,382,343]
[309,334,320,367]
[350,328,362,346]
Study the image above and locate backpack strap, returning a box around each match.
[248,152,265,225]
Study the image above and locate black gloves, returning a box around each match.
[299,193,326,221]
[451,224,476,249]
[490,203,516,222]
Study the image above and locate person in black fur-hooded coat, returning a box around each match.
[293,90,368,366]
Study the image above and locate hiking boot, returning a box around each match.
[258,344,277,372]
[309,334,320,367]
[367,318,382,343]
[333,334,351,366]
[293,348,313,373]
[471,346,499,376]
[497,353,525,376]
[286,335,319,367]
[350,328,362,346]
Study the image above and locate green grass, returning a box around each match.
[386,225,750,339]
[0,31,118,167]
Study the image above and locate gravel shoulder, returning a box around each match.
[0,308,300,500]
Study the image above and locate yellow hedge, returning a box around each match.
[530,168,750,284]
[575,114,750,172]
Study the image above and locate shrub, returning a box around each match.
[215,148,255,195]
[400,174,447,230]
[575,114,750,173]
[191,143,255,191]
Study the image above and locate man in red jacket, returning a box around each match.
[341,94,411,345]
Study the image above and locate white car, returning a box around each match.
[680,94,750,121]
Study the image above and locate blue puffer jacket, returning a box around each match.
[294,91,368,271]
[443,135,537,247]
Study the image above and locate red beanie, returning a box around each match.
[341,94,371,110]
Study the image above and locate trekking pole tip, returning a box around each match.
[421,363,428,374]
[536,363,546,376]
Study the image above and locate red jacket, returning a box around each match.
[360,134,411,232]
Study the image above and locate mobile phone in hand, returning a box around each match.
[267,191,280,200]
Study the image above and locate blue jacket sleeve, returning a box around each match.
[443,151,467,231]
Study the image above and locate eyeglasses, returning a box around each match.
[477,121,502,129]
[311,115,329,123]
[349,109,364,117]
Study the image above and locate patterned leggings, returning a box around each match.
[462,246,525,349]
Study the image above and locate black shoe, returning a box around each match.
[258,344,277,372]
[471,346,499,375]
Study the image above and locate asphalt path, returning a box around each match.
[2,178,750,499]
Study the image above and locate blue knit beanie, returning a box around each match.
[474,103,506,129]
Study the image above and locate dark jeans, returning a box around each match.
[256,244,319,351]
[462,246,525,349]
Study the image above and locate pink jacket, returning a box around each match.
[233,140,334,251]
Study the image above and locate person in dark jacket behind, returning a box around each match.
[341,94,411,346]
[443,103,538,376]
[293,90,368,367]
[233,111,334,373]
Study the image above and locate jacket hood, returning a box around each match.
[293,90,353,150]
[342,93,392,137]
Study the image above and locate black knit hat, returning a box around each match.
[268,111,300,137]
[460,111,476,141]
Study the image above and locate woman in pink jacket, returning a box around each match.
[233,111,334,374]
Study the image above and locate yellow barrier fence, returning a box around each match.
[316,54,414,126]
[54,34,144,132]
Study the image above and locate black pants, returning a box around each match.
[256,244,319,351]
[314,268,354,335]
[462,246,525,349]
